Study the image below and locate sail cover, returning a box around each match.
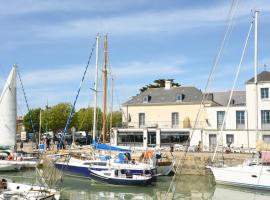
[93,141,131,152]
[0,66,17,148]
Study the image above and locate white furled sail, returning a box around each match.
[0,65,17,148]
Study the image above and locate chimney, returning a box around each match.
[165,80,172,89]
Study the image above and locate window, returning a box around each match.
[261,110,270,129]
[147,132,156,147]
[117,132,143,147]
[236,111,245,129]
[176,94,185,102]
[139,113,145,128]
[209,134,217,149]
[261,88,269,99]
[160,131,189,146]
[172,112,179,128]
[226,134,234,145]
[263,135,270,144]
[217,111,225,129]
[143,95,151,103]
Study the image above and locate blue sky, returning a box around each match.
[1,0,270,115]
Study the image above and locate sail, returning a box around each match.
[0,65,17,148]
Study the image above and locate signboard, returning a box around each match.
[21,131,27,141]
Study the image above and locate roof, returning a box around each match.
[123,86,204,106]
[246,70,270,83]
[208,91,246,106]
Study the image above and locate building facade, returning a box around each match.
[112,71,270,151]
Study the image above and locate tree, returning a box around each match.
[76,107,103,132]
[107,111,122,129]
[23,108,41,133]
[41,103,76,133]
[139,79,180,92]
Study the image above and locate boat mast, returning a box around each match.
[93,34,99,142]
[102,34,108,144]
[39,109,41,145]
[254,11,259,140]
[110,76,114,145]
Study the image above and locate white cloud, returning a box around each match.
[0,0,131,16]
[35,1,270,39]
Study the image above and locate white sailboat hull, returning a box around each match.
[0,163,21,171]
[210,165,270,190]
[0,160,37,170]
[0,182,60,200]
[156,160,175,176]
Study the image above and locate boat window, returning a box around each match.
[104,173,111,176]
[91,162,107,166]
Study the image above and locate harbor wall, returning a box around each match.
[172,152,254,176]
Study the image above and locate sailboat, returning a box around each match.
[209,11,270,190]
[53,35,156,182]
[0,65,61,199]
[0,65,39,171]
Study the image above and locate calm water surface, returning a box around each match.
[1,170,270,200]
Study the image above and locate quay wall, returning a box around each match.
[171,152,254,176]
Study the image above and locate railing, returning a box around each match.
[119,120,206,129]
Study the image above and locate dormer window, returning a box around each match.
[143,95,151,103]
[230,99,235,105]
[176,94,185,102]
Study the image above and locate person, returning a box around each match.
[225,142,232,153]
[46,136,51,150]
[196,141,202,152]
[20,141,24,150]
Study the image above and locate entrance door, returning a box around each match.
[209,134,217,151]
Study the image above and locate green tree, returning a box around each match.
[107,111,122,129]
[41,103,76,133]
[23,108,41,133]
[139,79,181,93]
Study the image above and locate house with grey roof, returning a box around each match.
[111,70,270,151]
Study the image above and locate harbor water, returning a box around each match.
[1,170,270,200]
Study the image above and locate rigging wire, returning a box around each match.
[212,20,254,162]
[58,39,96,149]
[17,65,36,134]
[165,0,240,198]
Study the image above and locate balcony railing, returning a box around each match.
[120,120,206,129]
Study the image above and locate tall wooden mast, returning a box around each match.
[102,34,108,143]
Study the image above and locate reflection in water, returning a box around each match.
[1,171,270,199]
[213,185,270,200]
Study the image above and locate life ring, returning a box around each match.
[7,155,14,160]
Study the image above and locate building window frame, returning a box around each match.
[217,111,225,129]
[172,112,179,128]
[236,110,245,129]
[261,88,269,99]
[139,113,145,128]
[261,110,270,129]
[226,134,234,145]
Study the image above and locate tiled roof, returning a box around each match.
[123,86,204,106]
[246,70,270,83]
[208,91,246,106]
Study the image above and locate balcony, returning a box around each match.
[119,120,206,129]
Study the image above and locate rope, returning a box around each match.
[58,39,96,149]
[17,66,36,134]
[165,0,239,198]
[212,19,253,162]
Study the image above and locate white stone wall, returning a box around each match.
[204,105,246,130]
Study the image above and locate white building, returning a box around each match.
[112,71,270,151]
